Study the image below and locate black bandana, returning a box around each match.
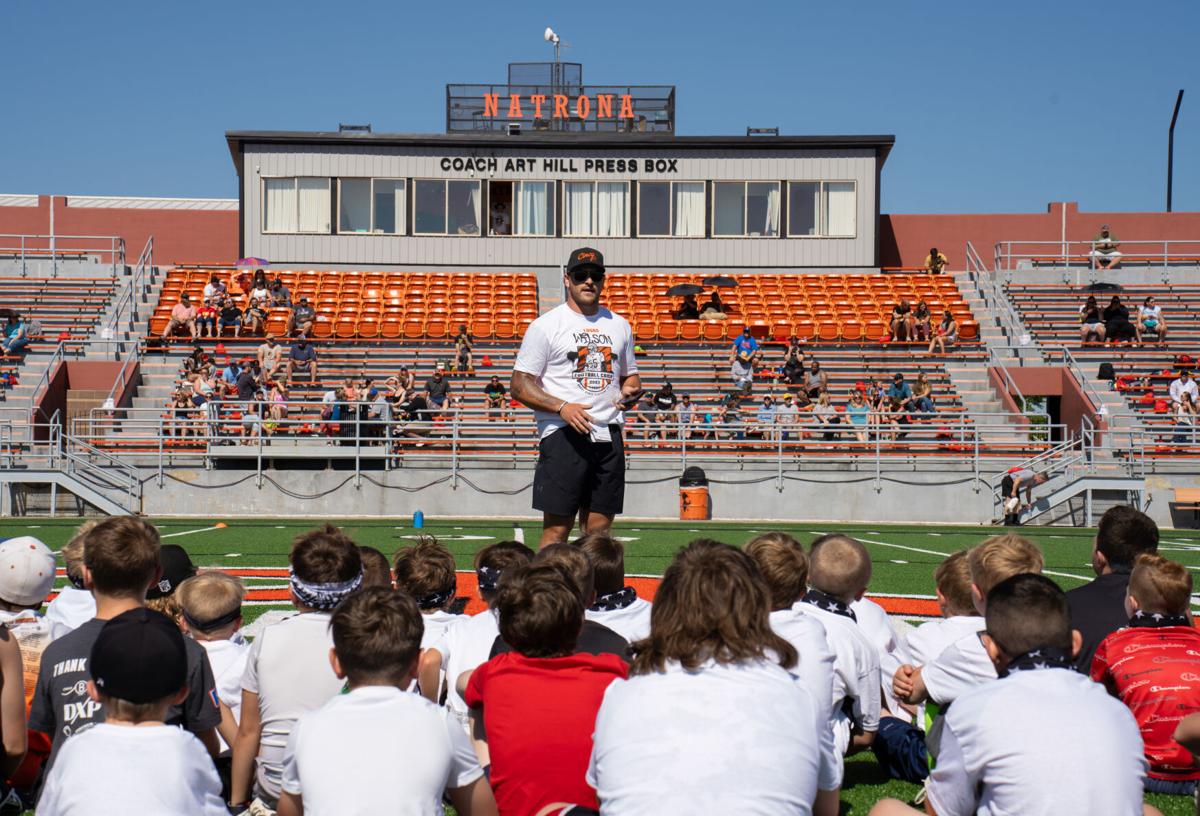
[67,574,86,591]
[801,589,857,621]
[591,586,637,612]
[477,565,501,593]
[1129,609,1192,629]
[998,646,1074,678]
[417,587,455,610]
[182,607,242,633]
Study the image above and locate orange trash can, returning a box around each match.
[679,466,711,520]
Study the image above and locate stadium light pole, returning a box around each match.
[1168,90,1184,212]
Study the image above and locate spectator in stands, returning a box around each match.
[1136,295,1168,344]
[913,300,932,341]
[230,525,363,814]
[886,372,913,407]
[1170,368,1198,407]
[463,563,628,815]
[453,325,473,373]
[288,297,315,337]
[203,274,226,305]
[928,309,958,354]
[884,398,912,441]
[1174,393,1197,444]
[248,271,270,305]
[730,327,758,391]
[700,290,725,319]
[1066,505,1159,672]
[425,367,452,415]
[1092,553,1200,795]
[483,375,508,420]
[718,395,744,441]
[286,338,317,385]
[37,607,228,816]
[674,293,700,320]
[183,344,210,376]
[163,294,198,342]
[911,372,935,414]
[589,540,840,816]
[573,532,652,643]
[242,297,268,337]
[169,389,197,438]
[1104,295,1136,344]
[865,377,886,411]
[235,360,257,401]
[924,247,948,275]
[196,299,217,338]
[847,390,870,443]
[893,533,1044,709]
[220,357,239,395]
[676,392,698,439]
[776,392,800,440]
[751,395,777,442]
[804,360,828,398]
[394,537,462,654]
[267,381,288,427]
[219,296,244,338]
[1089,224,1122,270]
[873,574,1151,816]
[278,587,494,816]
[1079,295,1106,344]
[781,336,806,386]
[890,300,915,342]
[178,572,249,768]
[812,392,840,441]
[651,382,678,439]
[397,366,416,394]
[31,517,222,773]
[0,314,28,356]
[268,277,291,308]
[257,335,284,382]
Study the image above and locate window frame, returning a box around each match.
[636,180,706,238]
[335,178,407,236]
[412,178,482,237]
[261,176,332,235]
[784,180,858,239]
[562,179,631,238]
[710,180,780,239]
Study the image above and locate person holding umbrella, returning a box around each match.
[666,282,703,320]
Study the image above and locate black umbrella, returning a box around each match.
[702,275,739,288]
[666,283,704,297]
[1084,282,1124,292]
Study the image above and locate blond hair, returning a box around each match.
[177,572,245,636]
[808,534,872,602]
[934,550,976,617]
[968,534,1043,596]
[1129,553,1192,616]
[744,532,808,610]
[62,519,99,583]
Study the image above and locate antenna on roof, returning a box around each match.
[746,127,779,136]
[338,123,372,134]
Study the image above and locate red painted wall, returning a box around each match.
[0,196,237,267]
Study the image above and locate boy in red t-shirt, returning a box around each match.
[1092,553,1200,795]
[463,562,627,815]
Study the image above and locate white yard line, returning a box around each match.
[160,524,227,539]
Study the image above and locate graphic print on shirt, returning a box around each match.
[52,658,102,738]
[568,330,615,394]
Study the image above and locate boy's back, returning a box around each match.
[38,722,226,815]
[906,615,985,667]
[436,610,501,724]
[928,668,1145,815]
[584,594,652,644]
[283,686,481,816]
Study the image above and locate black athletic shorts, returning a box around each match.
[533,425,625,516]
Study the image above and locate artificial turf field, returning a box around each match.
[5,516,1200,815]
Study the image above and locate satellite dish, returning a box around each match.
[544,27,558,43]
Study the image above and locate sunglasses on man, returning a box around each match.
[569,268,605,285]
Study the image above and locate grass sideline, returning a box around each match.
[3,517,1198,814]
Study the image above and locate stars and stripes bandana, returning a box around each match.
[289,569,363,610]
[590,586,637,612]
[998,646,1073,677]
[1128,609,1192,629]
[800,589,857,621]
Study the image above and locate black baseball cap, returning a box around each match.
[147,544,197,599]
[90,608,188,704]
[567,247,605,275]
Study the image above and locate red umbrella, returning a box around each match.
[236,257,269,267]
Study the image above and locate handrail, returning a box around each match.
[98,235,154,346]
[994,239,1200,276]
[0,233,126,277]
[103,341,143,412]
[985,346,1045,419]
[965,241,1033,352]
[26,341,67,423]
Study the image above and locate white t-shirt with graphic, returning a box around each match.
[513,303,637,442]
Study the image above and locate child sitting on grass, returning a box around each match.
[394,536,461,650]
[44,522,97,637]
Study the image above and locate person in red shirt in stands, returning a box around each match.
[1092,553,1200,796]
[461,562,627,815]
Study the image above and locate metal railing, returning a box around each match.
[102,341,143,414]
[964,241,1035,354]
[26,341,68,423]
[0,234,126,277]
[98,236,155,346]
[994,239,1200,277]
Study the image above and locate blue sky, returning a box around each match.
[3,0,1197,214]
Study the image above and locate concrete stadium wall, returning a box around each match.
[138,466,994,524]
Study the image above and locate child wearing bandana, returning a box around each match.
[393,537,461,652]
[229,525,363,814]
[572,532,652,643]
[1092,554,1200,795]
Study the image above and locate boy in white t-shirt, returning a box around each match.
[572,532,652,643]
[278,587,494,816]
[230,525,364,814]
[178,572,250,757]
[794,534,881,758]
[893,534,1044,710]
[37,607,227,815]
[44,523,97,638]
[870,574,1154,816]
[394,536,461,651]
[905,550,984,667]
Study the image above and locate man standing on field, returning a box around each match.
[511,248,643,547]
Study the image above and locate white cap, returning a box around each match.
[0,536,57,607]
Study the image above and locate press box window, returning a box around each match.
[563,181,629,237]
[488,181,555,236]
[414,179,481,236]
[637,181,705,237]
[263,177,331,234]
[338,179,406,235]
[712,182,779,237]
[787,181,857,238]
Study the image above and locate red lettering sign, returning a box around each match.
[483,93,637,121]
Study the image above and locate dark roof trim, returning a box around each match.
[225,130,894,168]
